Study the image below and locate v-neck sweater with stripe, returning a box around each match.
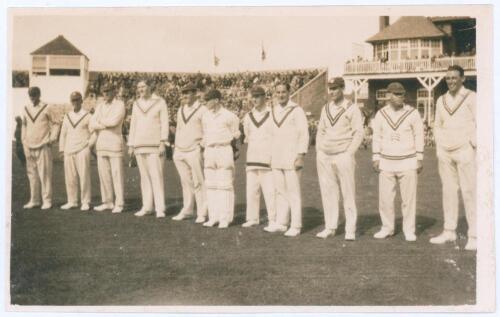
[372,104,424,172]
[434,87,476,151]
[128,94,169,154]
[243,106,273,170]
[316,99,364,155]
[59,110,93,154]
[21,102,60,149]
[175,101,207,152]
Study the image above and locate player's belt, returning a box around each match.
[246,162,271,168]
[380,153,416,160]
[206,142,231,148]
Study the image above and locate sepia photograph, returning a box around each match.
[4,3,495,313]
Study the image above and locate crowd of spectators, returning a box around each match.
[85,69,321,125]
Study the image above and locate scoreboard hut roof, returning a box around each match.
[31,35,88,58]
[366,16,447,43]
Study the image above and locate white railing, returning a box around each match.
[344,56,475,75]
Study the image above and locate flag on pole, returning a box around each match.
[261,41,266,61]
[213,46,220,67]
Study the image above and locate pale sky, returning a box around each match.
[11,12,382,76]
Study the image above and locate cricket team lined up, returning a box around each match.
[20,65,476,250]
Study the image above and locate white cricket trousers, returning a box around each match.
[136,153,166,213]
[204,146,235,223]
[378,169,417,235]
[245,169,276,223]
[97,155,124,208]
[64,147,91,205]
[26,144,53,205]
[437,144,476,238]
[273,168,302,229]
[316,151,357,235]
[173,148,207,218]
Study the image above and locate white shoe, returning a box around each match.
[172,213,190,221]
[242,220,259,228]
[111,206,123,214]
[156,211,166,218]
[61,203,77,210]
[134,209,154,217]
[316,229,335,239]
[41,203,52,210]
[429,231,457,244]
[94,203,114,212]
[284,228,301,237]
[465,237,477,251]
[218,221,229,229]
[405,232,417,242]
[203,220,218,227]
[23,202,40,209]
[80,204,91,211]
[264,223,287,233]
[345,232,356,241]
[373,228,394,239]
[263,221,276,232]
[195,216,206,224]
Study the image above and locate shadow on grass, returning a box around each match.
[301,207,323,233]
[232,204,249,226]
[357,214,437,236]
[121,198,183,215]
[414,215,437,235]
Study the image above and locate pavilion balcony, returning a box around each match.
[344,56,476,75]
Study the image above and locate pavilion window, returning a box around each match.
[32,56,47,75]
[376,89,388,100]
[421,39,430,58]
[382,42,388,60]
[410,39,419,59]
[375,42,388,61]
[430,39,441,57]
[49,55,81,76]
[400,40,410,60]
[389,40,398,60]
[417,88,434,98]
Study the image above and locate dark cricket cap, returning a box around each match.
[28,86,41,96]
[204,89,222,101]
[181,83,198,93]
[250,86,266,97]
[328,77,345,89]
[387,82,406,94]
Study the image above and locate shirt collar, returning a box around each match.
[275,99,295,110]
[138,94,161,108]
[210,106,224,116]
[31,101,44,108]
[329,98,349,110]
[386,103,407,113]
[448,86,467,99]
[252,105,270,115]
[186,100,200,110]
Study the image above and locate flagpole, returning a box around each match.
[261,40,266,72]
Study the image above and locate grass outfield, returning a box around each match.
[9,146,475,306]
